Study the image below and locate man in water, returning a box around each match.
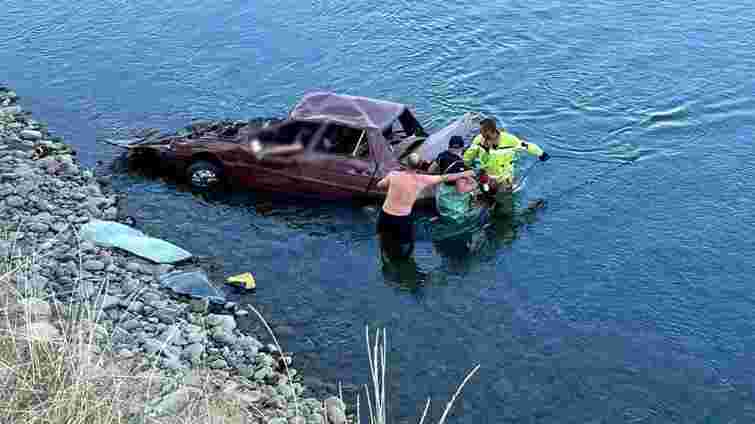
[434,160,483,224]
[463,118,550,190]
[428,135,466,174]
[376,153,474,260]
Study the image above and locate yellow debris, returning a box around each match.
[227,272,256,290]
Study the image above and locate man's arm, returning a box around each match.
[418,170,475,187]
[463,145,480,165]
[376,173,392,189]
[517,138,544,157]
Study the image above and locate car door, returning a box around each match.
[225,121,314,192]
[295,123,378,199]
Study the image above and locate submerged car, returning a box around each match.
[108,92,478,201]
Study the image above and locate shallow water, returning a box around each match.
[2,0,755,422]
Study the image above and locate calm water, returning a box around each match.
[2,0,755,422]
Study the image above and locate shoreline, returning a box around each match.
[0,84,348,423]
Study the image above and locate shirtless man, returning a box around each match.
[376,153,475,259]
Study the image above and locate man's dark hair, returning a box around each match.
[480,118,497,132]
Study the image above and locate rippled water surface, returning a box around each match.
[2,0,755,422]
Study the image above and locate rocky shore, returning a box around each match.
[0,84,348,424]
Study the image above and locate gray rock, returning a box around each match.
[143,338,165,355]
[106,309,123,321]
[162,353,185,370]
[5,195,23,207]
[120,319,142,331]
[141,291,162,305]
[15,182,36,197]
[156,308,181,324]
[182,343,205,360]
[207,314,236,331]
[20,130,42,141]
[28,222,49,233]
[0,106,22,115]
[111,327,131,346]
[103,207,118,220]
[212,330,237,347]
[189,298,209,313]
[126,262,142,274]
[237,336,263,351]
[51,222,68,233]
[0,241,10,257]
[122,279,140,294]
[33,212,53,227]
[159,325,188,346]
[100,295,121,311]
[36,199,54,212]
[83,260,105,272]
[209,359,227,369]
[126,301,144,314]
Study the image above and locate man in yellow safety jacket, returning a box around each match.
[463,118,550,187]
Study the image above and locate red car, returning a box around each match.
[110,92,472,201]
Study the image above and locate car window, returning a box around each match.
[256,121,321,147]
[315,124,370,159]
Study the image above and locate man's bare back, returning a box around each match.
[378,169,475,216]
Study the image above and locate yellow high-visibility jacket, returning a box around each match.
[463,131,543,182]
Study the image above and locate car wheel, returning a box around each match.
[187,160,223,189]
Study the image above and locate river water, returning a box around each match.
[2,0,754,422]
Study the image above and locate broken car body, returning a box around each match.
[109,92,479,201]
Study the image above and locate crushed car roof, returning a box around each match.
[289,91,412,131]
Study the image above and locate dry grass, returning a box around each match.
[357,327,480,424]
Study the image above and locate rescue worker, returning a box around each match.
[463,118,550,190]
[376,153,474,260]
